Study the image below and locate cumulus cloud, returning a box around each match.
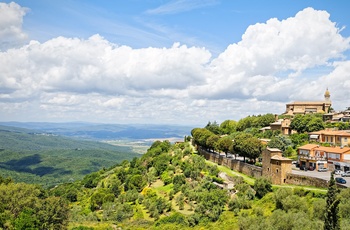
[0,5,350,124]
[191,7,350,101]
[0,35,211,101]
[0,2,28,50]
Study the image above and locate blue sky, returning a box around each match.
[0,1,350,125]
[14,0,350,55]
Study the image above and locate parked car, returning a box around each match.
[335,177,347,184]
[318,167,328,172]
[334,170,344,175]
[341,171,350,177]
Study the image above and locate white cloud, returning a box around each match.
[0,6,350,125]
[0,35,211,99]
[0,2,28,50]
[194,7,350,103]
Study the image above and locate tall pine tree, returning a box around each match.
[324,172,340,230]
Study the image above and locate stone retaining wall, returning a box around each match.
[284,173,329,188]
[198,147,334,188]
[198,148,263,178]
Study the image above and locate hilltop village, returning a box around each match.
[193,88,350,187]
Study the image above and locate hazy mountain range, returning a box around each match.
[0,122,192,141]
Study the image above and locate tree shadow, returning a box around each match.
[0,154,71,177]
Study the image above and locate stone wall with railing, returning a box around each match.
[197,146,334,188]
[198,147,263,178]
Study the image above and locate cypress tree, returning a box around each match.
[324,172,340,230]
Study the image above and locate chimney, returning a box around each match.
[275,114,278,122]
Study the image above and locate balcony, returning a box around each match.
[299,156,327,161]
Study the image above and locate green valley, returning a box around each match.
[0,125,140,187]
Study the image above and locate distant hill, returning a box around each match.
[0,125,140,187]
[0,122,192,141]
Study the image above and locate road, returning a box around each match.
[291,166,349,187]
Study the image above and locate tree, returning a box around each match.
[36,196,69,229]
[153,154,170,176]
[241,137,263,163]
[236,116,254,131]
[338,187,350,228]
[109,178,122,197]
[324,173,340,230]
[267,135,292,155]
[220,120,237,134]
[195,188,228,221]
[274,187,293,210]
[206,134,219,152]
[191,128,214,150]
[308,117,325,132]
[233,133,262,162]
[125,174,147,192]
[216,136,233,155]
[146,167,157,185]
[253,177,272,199]
[232,133,253,161]
[290,114,325,133]
[253,114,276,128]
[82,172,100,188]
[205,121,221,134]
[0,182,69,229]
[289,133,309,146]
[172,174,186,193]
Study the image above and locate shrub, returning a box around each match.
[156,212,187,226]
[253,177,272,199]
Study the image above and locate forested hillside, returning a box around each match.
[41,140,349,229]
[2,113,350,229]
[0,125,139,187]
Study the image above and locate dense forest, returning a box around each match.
[1,113,350,229]
[0,125,139,187]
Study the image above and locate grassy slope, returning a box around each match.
[206,160,327,193]
[0,125,140,187]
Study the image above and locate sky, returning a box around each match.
[0,0,350,126]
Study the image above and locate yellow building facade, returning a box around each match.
[284,89,331,115]
[309,129,350,147]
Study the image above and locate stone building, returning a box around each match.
[269,117,294,135]
[284,88,331,116]
[262,148,292,184]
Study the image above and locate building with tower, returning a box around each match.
[262,148,292,184]
[284,89,332,116]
